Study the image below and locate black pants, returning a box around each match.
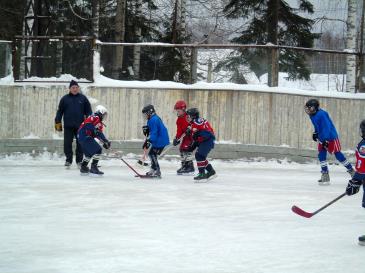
[148,147,164,171]
[64,127,83,164]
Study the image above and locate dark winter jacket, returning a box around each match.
[55,92,92,128]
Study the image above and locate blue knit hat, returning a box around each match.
[69,80,79,88]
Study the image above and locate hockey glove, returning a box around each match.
[143,139,151,149]
[55,122,63,132]
[173,138,180,146]
[312,132,318,142]
[346,179,362,196]
[322,140,329,149]
[187,141,198,152]
[142,125,149,137]
[103,140,111,149]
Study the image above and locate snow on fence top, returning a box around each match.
[2,73,365,100]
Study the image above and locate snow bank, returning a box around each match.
[2,72,365,100]
[260,72,346,92]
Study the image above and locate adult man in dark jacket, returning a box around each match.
[55,80,92,167]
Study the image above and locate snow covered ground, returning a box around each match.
[1,155,365,273]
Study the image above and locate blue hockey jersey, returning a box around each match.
[147,114,170,148]
[309,109,338,142]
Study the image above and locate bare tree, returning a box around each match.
[133,0,142,78]
[346,0,357,92]
[113,0,127,79]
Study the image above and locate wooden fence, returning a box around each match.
[0,85,364,151]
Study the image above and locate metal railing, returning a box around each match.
[1,37,364,92]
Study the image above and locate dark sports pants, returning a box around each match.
[148,147,164,171]
[64,127,83,164]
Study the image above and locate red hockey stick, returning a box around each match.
[121,158,158,179]
[291,192,347,218]
[121,158,146,178]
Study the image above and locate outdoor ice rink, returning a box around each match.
[1,155,365,273]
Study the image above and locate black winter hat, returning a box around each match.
[69,80,79,88]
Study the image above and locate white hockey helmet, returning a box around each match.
[95,105,108,120]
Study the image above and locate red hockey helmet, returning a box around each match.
[174,100,187,110]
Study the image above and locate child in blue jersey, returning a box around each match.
[141,104,170,178]
[305,99,354,185]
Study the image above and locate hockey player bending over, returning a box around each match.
[77,105,111,176]
[305,99,354,185]
[172,100,195,175]
[142,104,170,178]
[186,108,217,182]
[344,120,365,246]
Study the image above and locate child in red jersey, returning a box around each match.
[77,105,111,176]
[186,108,217,182]
[172,100,195,175]
[344,120,365,246]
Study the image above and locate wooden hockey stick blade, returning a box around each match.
[291,205,314,218]
[291,192,347,218]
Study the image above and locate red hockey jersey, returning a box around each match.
[176,113,193,150]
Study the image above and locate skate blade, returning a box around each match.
[207,174,217,181]
[89,173,104,177]
[177,172,195,176]
[134,174,161,179]
[194,179,208,183]
[80,173,89,176]
[359,240,365,246]
[65,166,71,170]
[318,181,330,186]
[194,174,217,183]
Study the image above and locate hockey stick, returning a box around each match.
[138,133,187,167]
[291,192,347,218]
[121,157,158,178]
[137,147,150,166]
[121,158,146,177]
[158,133,186,159]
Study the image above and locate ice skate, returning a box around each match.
[90,163,104,177]
[194,172,208,183]
[64,161,71,169]
[80,165,89,176]
[177,161,195,176]
[176,162,185,175]
[145,169,161,178]
[358,235,365,246]
[318,172,330,185]
[206,169,217,181]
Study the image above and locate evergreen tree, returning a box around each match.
[220,0,320,81]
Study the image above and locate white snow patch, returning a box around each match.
[52,133,63,140]
[0,73,14,84]
[22,133,40,139]
[87,97,98,104]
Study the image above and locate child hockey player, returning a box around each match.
[344,120,365,246]
[172,100,195,175]
[186,108,216,182]
[142,104,170,178]
[77,105,111,176]
[305,99,354,185]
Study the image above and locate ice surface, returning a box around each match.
[1,156,365,273]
